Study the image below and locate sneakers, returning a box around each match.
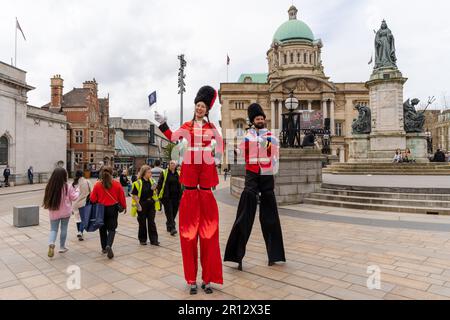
[201,283,213,294]
[48,244,55,258]
[189,284,198,295]
[170,229,178,236]
[59,247,69,254]
[106,246,114,259]
[77,233,84,241]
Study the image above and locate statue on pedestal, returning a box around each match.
[374,20,397,69]
[403,98,425,133]
[352,104,372,135]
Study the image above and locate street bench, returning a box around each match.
[13,206,39,228]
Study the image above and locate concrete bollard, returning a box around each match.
[13,206,40,228]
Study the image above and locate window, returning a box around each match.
[90,153,95,163]
[310,54,312,64]
[109,134,114,146]
[297,53,301,63]
[90,131,94,143]
[236,121,245,138]
[97,131,103,144]
[0,136,8,165]
[290,53,294,64]
[304,53,307,64]
[284,54,287,64]
[74,152,83,164]
[75,130,83,144]
[335,122,344,137]
[234,102,246,110]
[149,125,155,144]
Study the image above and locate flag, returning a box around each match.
[16,18,26,41]
[227,55,230,66]
[368,55,373,65]
[148,91,157,107]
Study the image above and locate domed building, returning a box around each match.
[219,5,369,165]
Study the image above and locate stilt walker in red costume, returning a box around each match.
[154,86,223,295]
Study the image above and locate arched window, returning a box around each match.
[0,136,8,165]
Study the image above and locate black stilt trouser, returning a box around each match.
[162,197,180,232]
[99,205,119,250]
[137,200,158,244]
[224,170,286,264]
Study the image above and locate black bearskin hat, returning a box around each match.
[247,103,266,124]
[194,86,217,110]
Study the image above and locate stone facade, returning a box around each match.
[427,110,450,153]
[0,62,67,185]
[219,6,369,167]
[41,76,115,176]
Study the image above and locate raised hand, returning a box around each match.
[154,111,167,125]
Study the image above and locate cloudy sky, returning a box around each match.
[1,0,449,128]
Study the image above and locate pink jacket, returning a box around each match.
[49,184,80,221]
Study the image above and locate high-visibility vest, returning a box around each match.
[130,178,160,217]
[158,169,169,199]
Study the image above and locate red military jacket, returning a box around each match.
[239,128,279,175]
[159,120,223,165]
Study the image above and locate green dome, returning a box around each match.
[273,19,314,43]
[273,6,314,43]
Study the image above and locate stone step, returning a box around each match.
[323,170,450,176]
[319,188,450,201]
[308,192,450,208]
[321,183,450,195]
[303,198,450,215]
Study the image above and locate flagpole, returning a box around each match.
[15,18,17,67]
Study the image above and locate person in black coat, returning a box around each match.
[433,149,447,162]
[27,166,34,184]
[3,165,11,187]
[157,160,182,236]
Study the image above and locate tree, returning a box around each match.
[164,142,177,160]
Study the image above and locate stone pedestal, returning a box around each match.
[230,148,326,205]
[346,134,370,163]
[406,133,429,163]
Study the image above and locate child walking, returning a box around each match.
[43,168,80,258]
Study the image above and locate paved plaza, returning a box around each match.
[2,178,450,300]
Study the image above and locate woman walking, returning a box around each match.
[72,170,92,241]
[90,166,127,259]
[131,165,160,246]
[154,85,223,295]
[157,160,182,236]
[43,168,80,258]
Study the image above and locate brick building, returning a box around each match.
[42,76,115,176]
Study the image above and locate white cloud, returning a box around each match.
[1,0,449,128]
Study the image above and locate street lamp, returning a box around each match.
[281,92,302,148]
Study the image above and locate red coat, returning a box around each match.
[90,180,127,209]
[159,121,223,187]
[240,128,279,175]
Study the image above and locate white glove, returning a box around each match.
[214,153,222,166]
[154,111,167,125]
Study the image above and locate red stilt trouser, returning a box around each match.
[179,164,223,285]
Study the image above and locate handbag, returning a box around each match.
[79,200,105,232]
[104,187,125,213]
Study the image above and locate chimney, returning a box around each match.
[83,78,98,96]
[50,74,64,110]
